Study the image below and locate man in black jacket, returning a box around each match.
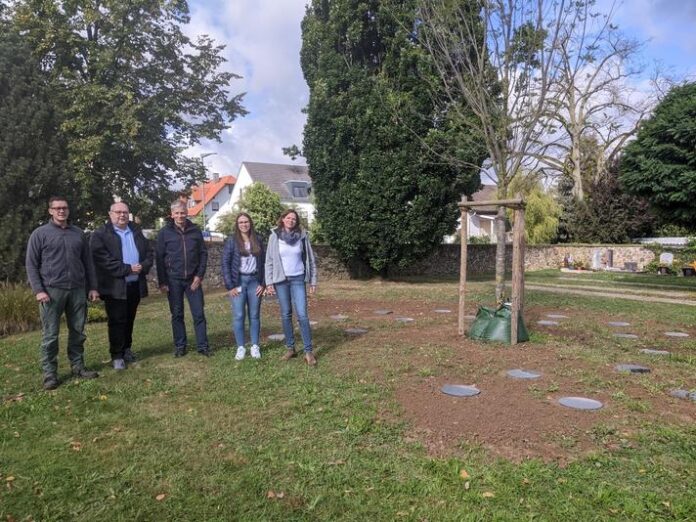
[25,196,100,390]
[90,201,153,370]
[155,200,210,357]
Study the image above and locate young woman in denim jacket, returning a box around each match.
[222,213,266,360]
[265,209,318,366]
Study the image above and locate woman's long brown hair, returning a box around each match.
[234,212,261,256]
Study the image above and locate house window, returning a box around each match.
[212,201,219,211]
[228,184,234,194]
[288,181,310,199]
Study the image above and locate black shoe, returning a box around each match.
[197,349,212,357]
[43,374,59,390]
[72,367,99,379]
[174,347,187,358]
[123,349,137,363]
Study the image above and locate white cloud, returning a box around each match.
[184,0,309,177]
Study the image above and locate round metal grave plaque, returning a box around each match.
[669,389,696,401]
[434,309,452,313]
[396,317,414,323]
[330,314,348,320]
[614,333,638,339]
[546,314,569,319]
[615,364,650,374]
[558,397,603,410]
[506,369,541,379]
[345,327,368,335]
[639,349,670,356]
[374,309,393,315]
[664,332,689,338]
[463,315,477,320]
[608,321,631,327]
[267,334,285,341]
[537,320,559,326]
[441,384,480,397]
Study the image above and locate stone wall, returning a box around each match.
[147,242,656,287]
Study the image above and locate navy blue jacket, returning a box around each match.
[155,220,208,286]
[90,222,153,299]
[221,233,266,290]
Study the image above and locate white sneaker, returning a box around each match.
[250,344,261,359]
[235,346,246,360]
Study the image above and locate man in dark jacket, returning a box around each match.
[25,196,100,390]
[90,201,153,370]
[155,200,210,357]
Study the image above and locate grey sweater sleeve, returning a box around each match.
[25,229,45,294]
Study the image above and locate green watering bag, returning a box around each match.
[468,304,529,343]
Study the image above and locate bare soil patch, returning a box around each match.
[311,296,695,465]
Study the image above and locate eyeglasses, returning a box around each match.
[50,206,69,211]
[110,210,129,215]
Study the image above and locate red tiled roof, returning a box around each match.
[188,175,236,216]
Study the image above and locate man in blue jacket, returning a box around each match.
[156,200,210,357]
[90,201,153,370]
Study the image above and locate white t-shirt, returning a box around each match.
[278,239,304,277]
[240,241,257,274]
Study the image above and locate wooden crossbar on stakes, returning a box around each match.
[457,196,526,344]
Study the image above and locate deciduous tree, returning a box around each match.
[216,183,285,239]
[11,0,246,223]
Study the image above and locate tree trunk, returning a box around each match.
[494,206,506,304]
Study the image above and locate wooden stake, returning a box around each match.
[511,207,526,345]
[458,206,469,335]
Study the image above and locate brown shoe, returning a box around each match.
[304,352,317,366]
[281,350,296,361]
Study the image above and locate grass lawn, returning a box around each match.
[1,276,694,521]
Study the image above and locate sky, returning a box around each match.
[185,0,696,179]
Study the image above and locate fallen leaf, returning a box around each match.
[638,469,646,474]
[155,493,166,501]
[464,481,470,490]
[459,469,470,480]
[267,490,276,499]
[482,491,495,498]
[522,478,530,485]
[99,395,108,401]
[328,460,345,466]
[662,501,670,508]
[70,441,82,451]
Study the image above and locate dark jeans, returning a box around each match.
[167,278,209,351]
[39,286,87,374]
[104,282,141,359]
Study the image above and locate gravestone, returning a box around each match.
[396,317,414,323]
[537,320,559,326]
[592,249,602,270]
[614,333,639,339]
[268,334,285,341]
[659,252,674,266]
[434,309,452,314]
[546,314,569,319]
[665,332,689,338]
[608,321,630,327]
[669,389,696,402]
[374,309,393,315]
[330,314,349,321]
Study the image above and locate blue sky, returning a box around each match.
[186,0,696,179]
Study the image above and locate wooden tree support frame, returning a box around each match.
[458,196,526,344]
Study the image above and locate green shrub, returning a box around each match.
[87,302,108,323]
[0,283,40,336]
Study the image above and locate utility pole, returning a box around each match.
[199,152,217,234]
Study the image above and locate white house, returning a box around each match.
[212,161,315,230]
[444,185,499,243]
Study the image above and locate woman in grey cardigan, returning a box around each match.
[265,209,318,365]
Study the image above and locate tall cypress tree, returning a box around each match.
[301,0,484,274]
[0,24,68,281]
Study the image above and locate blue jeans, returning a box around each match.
[167,278,209,351]
[275,275,312,353]
[231,274,262,346]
